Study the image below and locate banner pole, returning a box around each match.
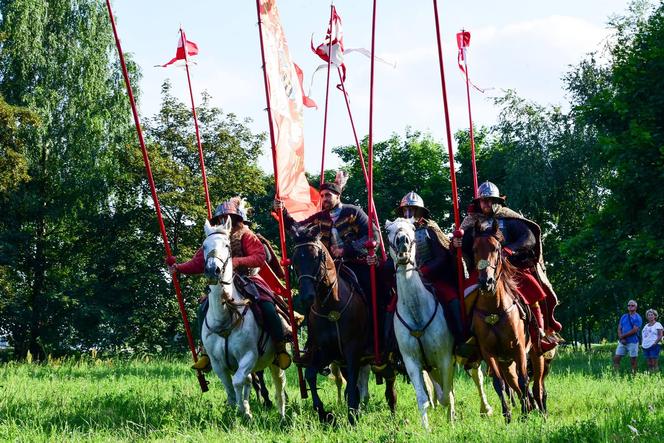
[460,31,479,198]
[181,28,213,218]
[337,68,387,262]
[319,3,335,187]
[432,0,467,326]
[367,0,380,365]
[255,0,307,399]
[105,0,207,393]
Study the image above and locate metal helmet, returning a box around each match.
[396,191,430,217]
[475,181,505,203]
[213,198,248,222]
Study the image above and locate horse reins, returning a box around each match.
[293,240,352,357]
[392,226,439,372]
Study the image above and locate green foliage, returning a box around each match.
[333,130,453,229]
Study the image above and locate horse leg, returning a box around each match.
[514,350,530,416]
[331,363,345,405]
[305,365,333,424]
[253,370,273,409]
[423,371,437,407]
[487,357,511,423]
[269,364,286,419]
[431,357,455,422]
[345,361,361,425]
[382,366,397,414]
[529,354,545,414]
[218,367,236,407]
[358,364,371,407]
[404,357,431,430]
[470,364,493,416]
[232,353,256,420]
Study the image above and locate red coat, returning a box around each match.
[177,229,275,300]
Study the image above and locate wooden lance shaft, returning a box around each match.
[319,3,336,187]
[180,28,213,218]
[105,0,208,393]
[432,0,467,327]
[367,0,381,365]
[255,0,307,399]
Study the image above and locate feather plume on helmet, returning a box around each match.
[320,170,349,195]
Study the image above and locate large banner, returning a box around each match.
[260,0,318,221]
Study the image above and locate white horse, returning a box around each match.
[201,218,286,420]
[385,218,493,429]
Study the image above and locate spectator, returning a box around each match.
[641,309,663,373]
[613,300,642,373]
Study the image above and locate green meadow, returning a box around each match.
[0,346,661,442]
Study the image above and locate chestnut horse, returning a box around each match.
[290,225,396,425]
[472,219,546,422]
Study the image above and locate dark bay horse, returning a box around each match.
[472,219,546,422]
[290,225,396,425]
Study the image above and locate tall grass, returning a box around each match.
[0,346,661,442]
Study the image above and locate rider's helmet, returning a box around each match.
[396,191,430,218]
[212,197,248,224]
[473,181,505,204]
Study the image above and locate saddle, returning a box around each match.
[233,274,303,340]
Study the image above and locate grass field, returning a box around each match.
[0,345,662,442]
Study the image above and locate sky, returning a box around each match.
[110,0,633,175]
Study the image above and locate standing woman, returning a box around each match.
[642,309,663,373]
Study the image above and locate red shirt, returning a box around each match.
[177,229,267,275]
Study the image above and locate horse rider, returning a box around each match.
[273,175,387,365]
[451,181,562,351]
[394,191,465,350]
[168,197,292,371]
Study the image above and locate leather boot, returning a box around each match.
[191,348,212,373]
[531,302,558,352]
[273,341,292,370]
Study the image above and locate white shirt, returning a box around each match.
[641,321,663,349]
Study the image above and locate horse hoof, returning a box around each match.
[319,411,335,425]
[264,400,274,409]
[481,406,494,417]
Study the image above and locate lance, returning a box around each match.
[336,67,387,262]
[432,0,467,326]
[319,3,336,187]
[367,0,381,365]
[255,0,308,399]
[104,0,208,392]
[180,28,213,218]
[459,29,479,198]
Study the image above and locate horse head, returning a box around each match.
[472,219,505,292]
[289,223,336,309]
[385,218,417,268]
[202,217,233,288]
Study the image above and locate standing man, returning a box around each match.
[613,300,643,372]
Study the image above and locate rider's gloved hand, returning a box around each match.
[166,256,178,274]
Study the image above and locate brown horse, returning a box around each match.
[290,224,396,425]
[471,219,546,422]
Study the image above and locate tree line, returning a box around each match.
[0,0,661,358]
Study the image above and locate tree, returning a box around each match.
[0,0,133,358]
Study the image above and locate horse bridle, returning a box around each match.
[390,227,419,273]
[292,240,338,307]
[475,233,504,294]
[205,231,233,286]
